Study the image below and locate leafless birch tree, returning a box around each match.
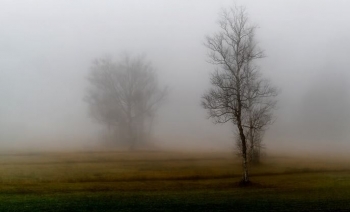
[202,6,277,184]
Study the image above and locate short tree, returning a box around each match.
[85,55,167,150]
[202,6,277,184]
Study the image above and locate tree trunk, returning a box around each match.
[237,114,249,184]
[239,127,249,183]
[127,117,136,151]
[137,115,145,145]
[237,79,249,183]
[127,122,135,151]
[249,122,254,163]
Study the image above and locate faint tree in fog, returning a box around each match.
[85,55,167,150]
[202,6,277,184]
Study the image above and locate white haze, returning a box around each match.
[0,0,349,153]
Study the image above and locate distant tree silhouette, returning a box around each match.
[85,55,167,150]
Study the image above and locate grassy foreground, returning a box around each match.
[0,151,349,211]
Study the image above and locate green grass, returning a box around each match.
[0,151,349,211]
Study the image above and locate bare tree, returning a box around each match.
[85,55,167,150]
[202,6,277,184]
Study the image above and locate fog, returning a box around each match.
[0,0,350,154]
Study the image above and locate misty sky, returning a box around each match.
[1,0,350,153]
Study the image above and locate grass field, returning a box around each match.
[0,150,349,211]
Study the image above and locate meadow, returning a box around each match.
[0,150,349,211]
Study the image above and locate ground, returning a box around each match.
[0,151,349,211]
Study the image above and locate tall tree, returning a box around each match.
[85,55,167,150]
[202,6,277,184]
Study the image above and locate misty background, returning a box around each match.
[0,0,350,153]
